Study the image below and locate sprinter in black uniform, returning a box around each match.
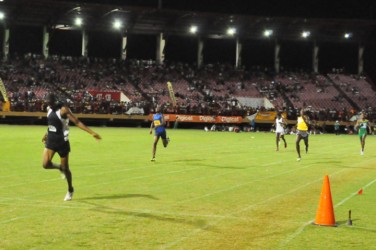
[42,93,101,201]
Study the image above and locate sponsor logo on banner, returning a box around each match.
[220,116,241,123]
[176,115,194,122]
[149,114,243,123]
[200,116,216,122]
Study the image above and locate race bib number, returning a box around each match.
[154,120,161,126]
[48,125,57,132]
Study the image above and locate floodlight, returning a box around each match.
[113,19,123,29]
[344,33,352,39]
[74,17,83,26]
[189,25,198,34]
[227,27,236,36]
[263,29,273,37]
[301,31,311,38]
[0,12,4,20]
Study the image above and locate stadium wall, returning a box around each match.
[0,111,355,133]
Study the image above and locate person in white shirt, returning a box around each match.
[274,112,287,151]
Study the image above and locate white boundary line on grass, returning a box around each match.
[161,163,332,249]
[280,176,376,248]
[162,164,376,249]
[174,161,314,205]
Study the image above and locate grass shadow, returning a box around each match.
[77,200,216,232]
[311,161,342,164]
[336,219,360,226]
[169,159,204,163]
[80,194,159,201]
[201,164,246,170]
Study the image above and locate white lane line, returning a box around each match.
[174,162,315,205]
[162,166,335,250]
[164,160,376,249]
[280,176,376,248]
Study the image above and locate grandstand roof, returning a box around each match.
[1,0,376,43]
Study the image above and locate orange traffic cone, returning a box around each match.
[313,175,337,226]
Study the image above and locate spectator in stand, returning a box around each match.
[334,120,340,135]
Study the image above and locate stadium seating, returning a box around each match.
[1,55,375,120]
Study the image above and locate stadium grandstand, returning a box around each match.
[0,0,376,129]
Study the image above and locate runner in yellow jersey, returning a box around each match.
[296,109,310,161]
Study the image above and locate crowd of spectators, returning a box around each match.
[1,54,376,122]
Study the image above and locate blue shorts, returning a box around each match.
[155,130,167,139]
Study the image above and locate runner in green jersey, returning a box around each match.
[354,113,372,155]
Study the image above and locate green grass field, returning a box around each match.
[1,125,376,249]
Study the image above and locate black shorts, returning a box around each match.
[46,139,71,157]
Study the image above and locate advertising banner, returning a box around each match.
[254,111,287,122]
[88,91,121,101]
[149,114,243,124]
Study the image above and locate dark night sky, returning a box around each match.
[70,0,376,19]
[3,0,376,75]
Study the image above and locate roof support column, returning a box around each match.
[81,30,88,57]
[358,43,364,75]
[274,40,280,74]
[197,37,204,68]
[156,32,165,65]
[42,26,49,58]
[312,41,319,73]
[121,34,127,60]
[2,28,9,61]
[235,38,242,69]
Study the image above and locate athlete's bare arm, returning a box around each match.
[62,106,101,140]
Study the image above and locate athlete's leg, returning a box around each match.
[276,133,280,151]
[361,135,366,152]
[296,134,302,159]
[162,138,169,148]
[60,154,73,193]
[161,131,169,148]
[152,136,160,159]
[42,148,60,169]
[303,136,309,153]
[281,134,287,148]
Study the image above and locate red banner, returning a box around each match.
[88,91,121,101]
[149,114,243,124]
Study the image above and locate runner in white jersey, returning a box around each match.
[274,112,287,151]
